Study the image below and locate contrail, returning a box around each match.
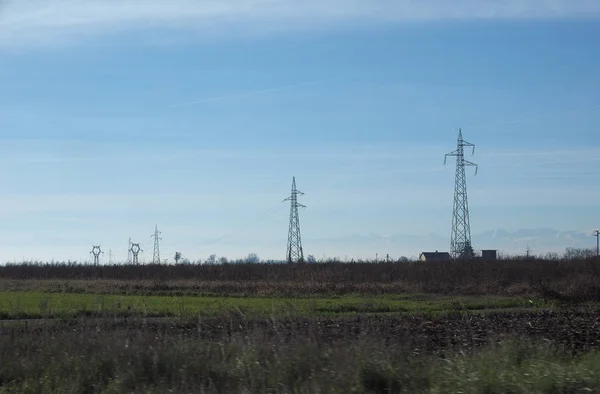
[170,78,333,108]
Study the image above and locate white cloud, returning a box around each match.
[1,0,599,48]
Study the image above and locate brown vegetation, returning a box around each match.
[2,260,600,392]
[1,259,599,299]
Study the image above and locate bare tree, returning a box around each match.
[564,247,595,260]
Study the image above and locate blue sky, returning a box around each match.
[0,1,599,262]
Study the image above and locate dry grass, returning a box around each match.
[1,258,599,300]
[1,312,600,393]
[2,259,600,392]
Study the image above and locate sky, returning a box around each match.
[0,0,599,262]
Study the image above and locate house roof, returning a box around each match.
[419,252,451,258]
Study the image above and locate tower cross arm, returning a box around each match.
[461,140,476,155]
[444,150,459,164]
[463,160,479,175]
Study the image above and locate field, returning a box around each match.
[1,259,600,393]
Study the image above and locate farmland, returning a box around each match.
[1,259,600,392]
[0,291,551,320]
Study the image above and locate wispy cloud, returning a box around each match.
[2,1,599,48]
[170,78,333,108]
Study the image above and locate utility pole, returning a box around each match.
[151,225,162,264]
[284,177,305,263]
[90,245,103,265]
[594,230,600,258]
[445,129,478,260]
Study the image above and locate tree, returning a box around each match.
[306,255,316,263]
[564,247,595,260]
[459,242,476,260]
[218,256,229,265]
[206,254,217,265]
[543,252,560,261]
[246,253,260,264]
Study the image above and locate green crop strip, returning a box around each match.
[0,291,550,320]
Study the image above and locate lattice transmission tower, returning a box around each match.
[284,177,305,263]
[130,243,142,264]
[127,237,132,264]
[90,245,103,265]
[445,129,478,259]
[151,225,162,264]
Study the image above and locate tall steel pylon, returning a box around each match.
[151,225,162,264]
[284,177,305,263]
[445,129,478,259]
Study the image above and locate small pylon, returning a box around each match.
[130,243,142,264]
[90,245,103,265]
[284,177,305,263]
[151,225,162,264]
[127,237,132,264]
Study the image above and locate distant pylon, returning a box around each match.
[284,177,305,263]
[445,129,478,259]
[90,245,103,265]
[151,225,162,264]
[130,243,142,264]
[127,237,132,264]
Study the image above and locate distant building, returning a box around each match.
[481,250,497,260]
[419,251,451,262]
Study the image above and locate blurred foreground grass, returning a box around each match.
[0,324,598,394]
